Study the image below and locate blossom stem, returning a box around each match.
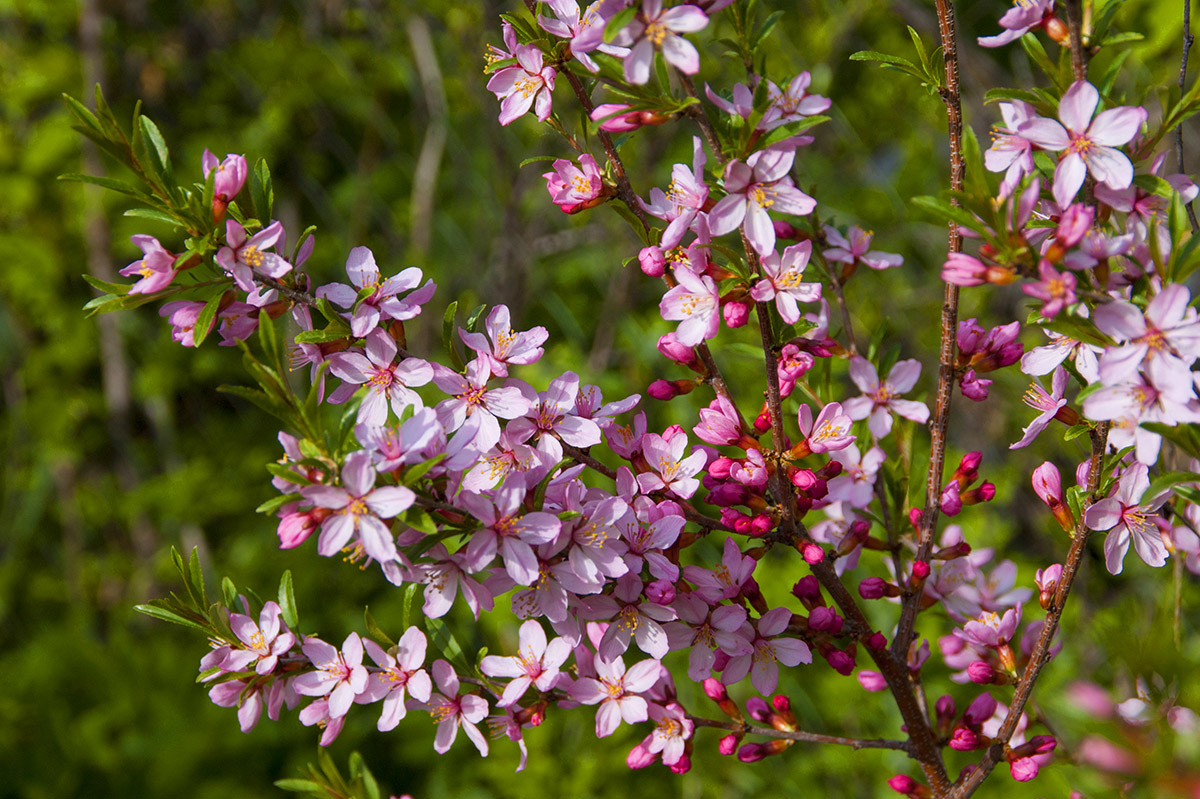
[1178,0,1200,230]
[950,423,1109,799]
[1064,0,1088,83]
[688,715,914,752]
[896,0,963,677]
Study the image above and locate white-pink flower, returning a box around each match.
[301,450,415,562]
[294,633,369,719]
[613,0,708,84]
[480,620,571,707]
[721,606,811,694]
[636,431,706,498]
[1084,462,1168,574]
[750,240,822,324]
[569,653,661,737]
[328,329,433,427]
[426,660,490,755]
[1019,80,1147,209]
[358,628,432,732]
[842,357,929,437]
[708,149,816,255]
[487,44,556,126]
[659,265,720,347]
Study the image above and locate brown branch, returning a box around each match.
[1178,0,1200,231]
[894,0,963,670]
[951,423,1110,799]
[677,72,729,167]
[689,716,914,753]
[1064,0,1088,84]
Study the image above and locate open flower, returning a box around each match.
[294,633,369,719]
[842,357,929,438]
[119,235,178,294]
[613,0,708,84]
[750,241,822,324]
[1084,462,1169,574]
[301,450,415,563]
[480,620,571,707]
[487,43,556,125]
[709,149,816,255]
[1018,80,1147,209]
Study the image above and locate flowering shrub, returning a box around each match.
[68,0,1200,796]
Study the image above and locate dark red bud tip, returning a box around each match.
[866,632,887,650]
[888,775,918,794]
[718,734,739,755]
[802,544,825,564]
[911,560,930,580]
[771,695,791,713]
[737,743,766,763]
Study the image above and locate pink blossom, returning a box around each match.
[480,620,571,707]
[664,594,751,681]
[1084,462,1169,574]
[842,357,929,437]
[432,355,532,448]
[722,606,811,694]
[709,149,817,255]
[316,247,435,338]
[659,265,720,346]
[301,450,415,562]
[202,150,248,206]
[827,445,886,507]
[569,653,661,737]
[636,431,706,498]
[1093,283,1200,386]
[297,698,346,745]
[226,600,296,675]
[978,0,1057,48]
[640,702,694,766]
[159,300,212,347]
[328,330,433,427]
[119,235,178,294]
[683,537,756,604]
[537,0,625,72]
[1019,80,1147,209]
[1022,260,1076,318]
[1010,367,1075,449]
[796,402,855,454]
[750,240,822,324]
[416,544,495,620]
[358,628,432,731]
[581,573,676,661]
[613,0,709,84]
[506,371,603,457]
[216,219,291,292]
[487,43,556,125]
[762,72,832,131]
[294,633,369,719]
[208,678,264,733]
[459,479,562,586]
[1021,329,1101,383]
[543,154,607,214]
[984,101,1039,193]
[823,225,902,271]
[641,138,709,249]
[426,660,490,755]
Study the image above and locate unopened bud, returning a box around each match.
[858,670,888,692]
[792,575,823,607]
[1035,563,1063,609]
[718,734,740,755]
[722,300,751,328]
[749,514,775,535]
[802,543,825,564]
[825,649,855,675]
[866,632,887,650]
[950,726,980,751]
[639,245,666,277]
[911,560,931,580]
[657,332,697,364]
[967,661,996,685]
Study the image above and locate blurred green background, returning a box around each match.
[3,0,1200,797]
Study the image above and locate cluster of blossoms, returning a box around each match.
[96,1,1200,796]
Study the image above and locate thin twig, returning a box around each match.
[894,0,964,670]
[1178,0,1200,230]
[1065,0,1088,83]
[689,716,914,753]
[951,423,1110,798]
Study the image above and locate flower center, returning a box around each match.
[241,245,265,268]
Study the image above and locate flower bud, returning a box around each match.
[737,743,767,762]
[718,734,740,755]
[959,369,992,401]
[707,482,750,507]
[648,379,679,401]
[745,697,772,723]
[1056,203,1094,248]
[825,649,855,675]
[626,742,656,769]
[708,456,735,480]
[968,661,996,685]
[911,560,930,580]
[1035,563,1063,609]
[858,670,888,692]
[791,575,823,607]
[645,579,675,605]
[949,726,980,751]
[668,754,692,774]
[1007,756,1040,782]
[964,693,998,726]
[866,632,887,650]
[887,775,919,795]
[858,577,897,600]
[935,695,956,728]
[639,245,667,277]
[802,543,825,564]
[749,513,775,536]
[656,332,697,364]
[808,606,837,632]
[722,300,751,328]
[720,508,749,531]
[773,220,802,241]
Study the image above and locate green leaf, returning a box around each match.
[1142,422,1200,459]
[401,507,439,537]
[58,172,150,199]
[191,291,224,348]
[218,384,288,419]
[402,582,419,630]
[254,493,294,515]
[605,6,637,42]
[294,325,351,345]
[401,454,446,487]
[62,93,103,133]
[1146,471,1200,502]
[982,87,1046,106]
[751,10,784,49]
[274,779,324,793]
[442,300,463,370]
[424,615,469,672]
[1020,34,1062,88]
[82,274,132,295]
[124,207,183,227]
[188,548,208,609]
[364,606,395,649]
[221,577,239,609]
[134,603,211,634]
[466,303,488,332]
[518,155,560,168]
[849,50,926,82]
[909,195,987,235]
[278,570,300,630]
[250,158,273,222]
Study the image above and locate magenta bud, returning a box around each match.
[1008,756,1039,782]
[935,695,956,725]
[669,755,692,774]
[911,560,930,580]
[771,695,791,713]
[722,300,751,328]
[1056,203,1094,248]
[708,456,735,480]
[802,544,825,564]
[791,469,818,490]
[657,332,697,364]
[626,742,657,770]
[866,632,887,650]
[733,515,754,534]
[639,245,666,277]
[648,379,679,401]
[965,692,998,726]
[718,734,739,755]
[967,661,996,685]
[702,678,728,701]
[707,482,750,507]
[808,606,836,632]
[720,508,749,530]
[816,460,843,479]
[806,478,828,500]
[737,743,767,763]
[826,649,855,675]
[745,697,772,723]
[773,219,801,240]
[908,507,923,528]
[950,726,980,751]
[749,514,775,535]
[858,670,888,692]
[959,369,992,401]
[959,451,983,472]
[645,579,676,605]
[754,410,772,433]
[858,577,888,600]
[792,575,822,604]
[888,775,918,794]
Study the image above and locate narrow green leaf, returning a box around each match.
[277,569,300,630]
[274,779,323,793]
[518,155,560,168]
[82,274,132,295]
[62,93,103,132]
[58,172,150,199]
[401,454,446,487]
[188,548,208,609]
[139,115,173,184]
[442,300,463,370]
[254,494,294,515]
[364,606,395,648]
[424,615,469,672]
[402,582,419,630]
[250,158,273,221]
[294,326,351,344]
[134,604,212,633]
[605,6,637,42]
[221,577,239,609]
[191,291,224,348]
[124,207,183,227]
[1146,471,1200,502]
